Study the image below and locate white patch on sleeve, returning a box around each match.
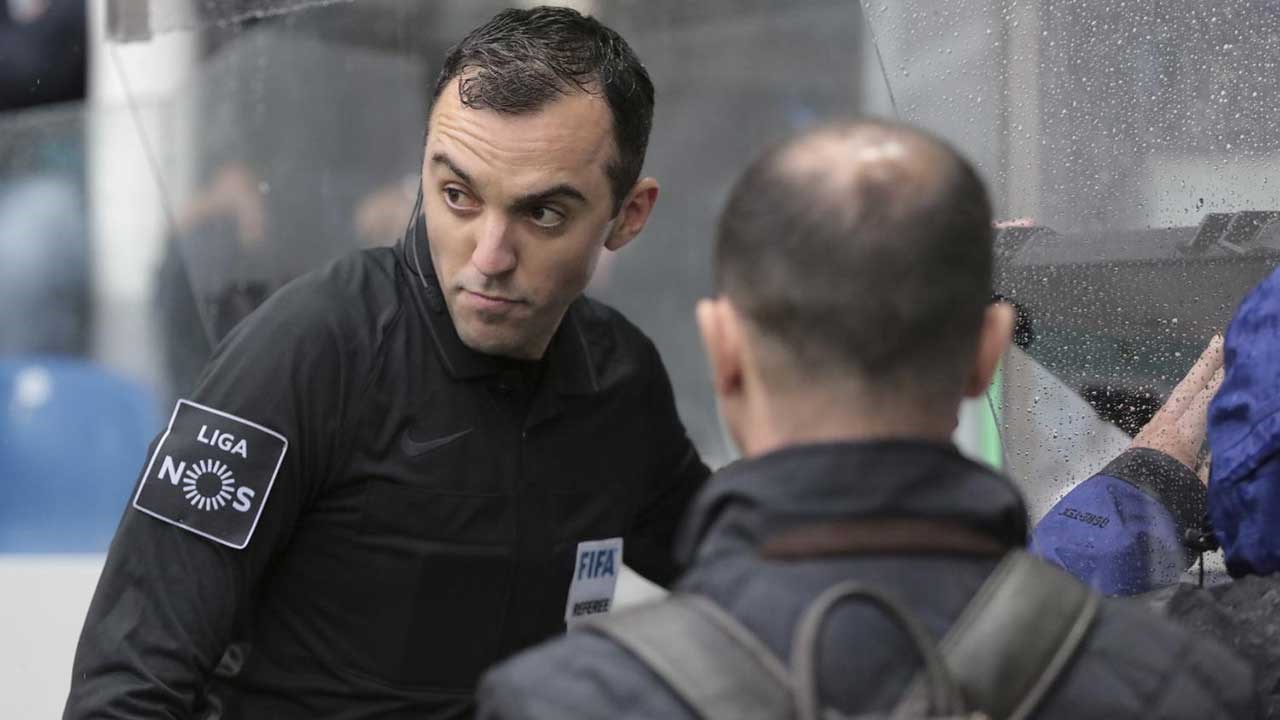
[132,399,288,549]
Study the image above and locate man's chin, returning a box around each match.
[455,323,531,359]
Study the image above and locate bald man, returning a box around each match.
[475,121,1258,719]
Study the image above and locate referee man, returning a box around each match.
[65,7,708,718]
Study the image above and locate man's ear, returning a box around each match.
[696,297,746,401]
[964,302,1015,398]
[605,177,659,251]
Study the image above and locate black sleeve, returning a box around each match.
[623,342,711,587]
[1102,447,1209,546]
[63,282,362,719]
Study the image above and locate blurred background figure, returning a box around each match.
[0,0,89,356]
[1,0,86,111]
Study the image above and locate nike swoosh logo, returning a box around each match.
[400,427,473,457]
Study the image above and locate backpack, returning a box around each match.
[580,520,1099,720]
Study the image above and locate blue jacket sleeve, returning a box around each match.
[1030,448,1207,596]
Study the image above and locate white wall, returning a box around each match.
[87,0,197,386]
[0,556,105,719]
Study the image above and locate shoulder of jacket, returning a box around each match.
[249,247,403,350]
[573,295,663,388]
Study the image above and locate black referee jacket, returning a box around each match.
[64,215,709,719]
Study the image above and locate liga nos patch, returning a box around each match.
[134,400,288,549]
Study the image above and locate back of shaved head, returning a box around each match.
[714,120,993,398]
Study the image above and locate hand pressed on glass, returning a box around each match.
[1130,334,1224,482]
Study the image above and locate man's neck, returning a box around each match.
[737,390,958,458]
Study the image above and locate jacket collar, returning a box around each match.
[398,205,599,396]
[675,440,1029,566]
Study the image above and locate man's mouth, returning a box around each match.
[466,289,520,303]
[461,288,524,310]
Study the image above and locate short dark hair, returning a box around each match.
[715,121,993,395]
[432,6,655,214]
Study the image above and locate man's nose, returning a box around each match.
[470,214,517,277]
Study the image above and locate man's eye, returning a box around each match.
[530,206,565,228]
[443,187,477,210]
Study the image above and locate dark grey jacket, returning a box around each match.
[477,441,1260,719]
[1143,575,1280,719]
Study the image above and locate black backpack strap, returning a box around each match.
[891,550,1099,720]
[580,594,795,720]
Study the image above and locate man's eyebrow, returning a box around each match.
[432,151,589,209]
[510,183,589,211]
[430,153,474,186]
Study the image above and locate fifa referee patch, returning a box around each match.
[565,537,622,624]
[133,400,288,549]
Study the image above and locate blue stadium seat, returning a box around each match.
[0,357,158,552]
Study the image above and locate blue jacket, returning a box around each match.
[1207,265,1280,578]
[1033,264,1280,594]
[1030,448,1205,595]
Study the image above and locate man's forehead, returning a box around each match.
[427,79,615,190]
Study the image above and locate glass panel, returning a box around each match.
[103,0,867,469]
[107,0,358,41]
[863,1,1280,529]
